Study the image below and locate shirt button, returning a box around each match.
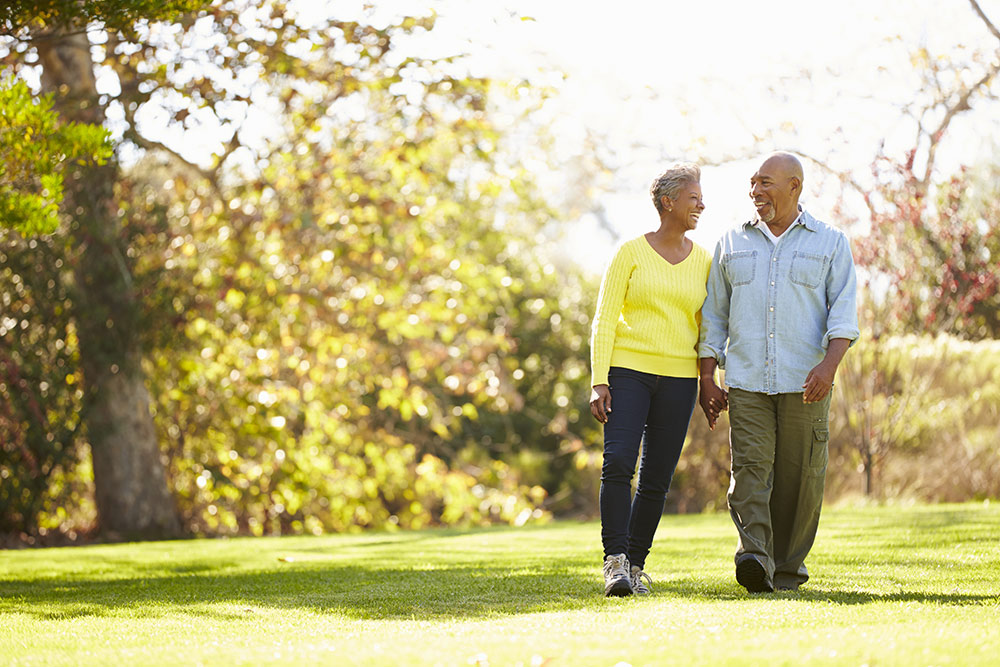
[771,281,775,286]
[769,333,774,338]
[770,307,774,311]
[772,257,777,262]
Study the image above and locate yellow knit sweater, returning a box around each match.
[590,235,712,386]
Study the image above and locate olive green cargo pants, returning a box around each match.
[727,388,832,590]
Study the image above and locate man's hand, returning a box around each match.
[699,377,728,430]
[590,384,612,423]
[802,359,836,403]
[802,338,852,403]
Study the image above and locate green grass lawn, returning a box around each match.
[2,503,999,666]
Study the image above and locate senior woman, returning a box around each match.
[590,163,713,596]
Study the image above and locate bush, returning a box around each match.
[829,333,1000,502]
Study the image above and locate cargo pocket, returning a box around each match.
[809,424,829,472]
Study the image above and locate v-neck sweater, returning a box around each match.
[590,235,712,386]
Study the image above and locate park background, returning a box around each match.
[2,0,1000,545]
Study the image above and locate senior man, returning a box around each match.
[698,152,859,593]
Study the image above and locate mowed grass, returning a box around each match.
[2,503,999,666]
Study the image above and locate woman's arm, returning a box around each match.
[589,244,633,388]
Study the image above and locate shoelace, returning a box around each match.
[631,569,653,594]
[604,555,629,579]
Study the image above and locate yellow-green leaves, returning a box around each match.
[0,78,112,236]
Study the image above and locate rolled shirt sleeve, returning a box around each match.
[823,233,860,348]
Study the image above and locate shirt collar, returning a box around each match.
[744,205,816,232]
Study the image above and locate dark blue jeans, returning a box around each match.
[600,367,697,569]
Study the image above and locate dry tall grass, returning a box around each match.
[668,334,1000,512]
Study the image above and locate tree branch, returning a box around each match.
[969,0,1000,43]
[126,128,217,185]
[919,60,1000,190]
[795,150,877,219]
[4,26,93,43]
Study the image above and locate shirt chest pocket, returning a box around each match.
[789,251,827,289]
[723,250,757,287]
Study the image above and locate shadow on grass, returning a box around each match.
[781,588,1000,606]
[4,509,998,622]
[645,578,1000,607]
[0,562,601,621]
[4,562,998,622]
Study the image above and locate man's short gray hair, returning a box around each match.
[650,163,701,213]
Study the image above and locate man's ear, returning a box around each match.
[789,176,802,196]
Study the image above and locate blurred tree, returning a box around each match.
[855,159,1000,339]
[847,0,1000,339]
[829,332,1000,500]
[1,1,208,536]
[2,1,599,536]
[118,45,592,533]
[777,0,1000,499]
[833,325,955,497]
[0,78,112,534]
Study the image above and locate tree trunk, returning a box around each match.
[863,448,873,498]
[36,31,181,538]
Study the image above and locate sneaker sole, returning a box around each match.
[736,557,774,593]
[605,577,633,597]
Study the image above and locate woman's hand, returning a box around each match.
[699,378,728,431]
[590,384,612,423]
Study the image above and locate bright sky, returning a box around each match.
[412,0,1000,272]
[83,0,1000,274]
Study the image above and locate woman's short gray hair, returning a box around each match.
[650,163,701,213]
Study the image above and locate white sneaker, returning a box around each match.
[603,553,633,597]
[630,565,652,595]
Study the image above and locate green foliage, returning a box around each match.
[0,232,86,533]
[669,410,731,513]
[10,0,995,540]
[2,506,1000,665]
[1,0,206,35]
[2,2,597,536]
[0,78,111,235]
[116,7,598,535]
[132,77,580,534]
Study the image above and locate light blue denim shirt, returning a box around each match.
[698,208,860,395]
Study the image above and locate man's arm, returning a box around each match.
[823,232,860,348]
[802,337,850,404]
[699,357,727,430]
[698,241,731,429]
[698,241,731,368]
[804,233,860,403]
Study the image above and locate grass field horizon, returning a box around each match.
[2,502,998,665]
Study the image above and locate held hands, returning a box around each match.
[699,378,728,430]
[590,384,612,423]
[802,359,836,403]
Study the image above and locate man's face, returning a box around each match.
[749,160,795,224]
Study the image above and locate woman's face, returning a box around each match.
[666,182,705,230]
